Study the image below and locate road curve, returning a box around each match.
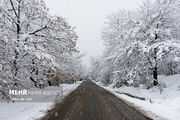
[41,80,152,120]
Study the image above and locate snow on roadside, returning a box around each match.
[95,74,180,120]
[0,81,82,120]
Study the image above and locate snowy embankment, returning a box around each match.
[0,81,82,120]
[95,75,180,120]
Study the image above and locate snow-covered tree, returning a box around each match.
[90,0,180,88]
[0,0,83,99]
[132,0,180,85]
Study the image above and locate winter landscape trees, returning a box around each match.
[0,0,83,98]
[90,0,180,88]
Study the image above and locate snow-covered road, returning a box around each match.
[41,80,152,120]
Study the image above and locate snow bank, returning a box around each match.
[96,74,180,120]
[0,81,82,120]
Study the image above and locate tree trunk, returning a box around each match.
[13,49,19,76]
[153,47,158,86]
[153,66,158,86]
[48,81,52,86]
[11,0,21,77]
[56,80,59,87]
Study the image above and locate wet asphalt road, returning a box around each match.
[42,80,152,120]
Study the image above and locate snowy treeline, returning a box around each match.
[0,0,83,97]
[90,0,180,88]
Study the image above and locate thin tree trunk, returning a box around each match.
[153,47,158,86]
[153,66,158,86]
[11,0,21,77]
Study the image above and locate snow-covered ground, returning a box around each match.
[0,81,82,120]
[96,74,180,120]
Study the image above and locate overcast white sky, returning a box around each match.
[44,0,142,67]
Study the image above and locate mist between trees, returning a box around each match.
[0,0,84,100]
[89,0,180,88]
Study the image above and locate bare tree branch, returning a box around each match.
[9,0,18,17]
